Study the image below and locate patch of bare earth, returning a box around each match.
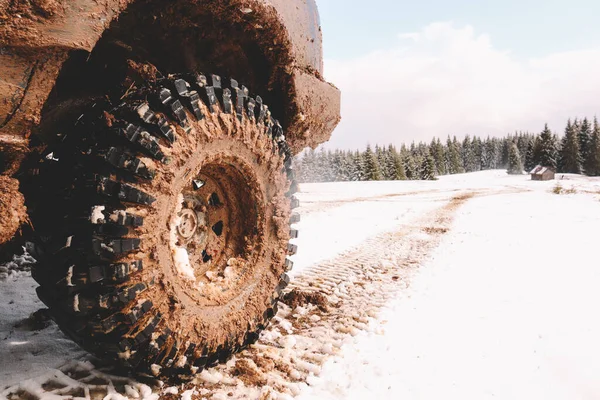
[2,193,474,399]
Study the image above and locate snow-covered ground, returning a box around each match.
[291,170,599,276]
[2,170,600,399]
[299,174,600,399]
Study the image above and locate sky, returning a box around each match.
[318,0,600,150]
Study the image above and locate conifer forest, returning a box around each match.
[295,118,600,183]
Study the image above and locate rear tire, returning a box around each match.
[23,74,299,379]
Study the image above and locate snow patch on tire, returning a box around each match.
[169,194,196,281]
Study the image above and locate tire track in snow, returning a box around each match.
[183,192,477,399]
[2,192,476,400]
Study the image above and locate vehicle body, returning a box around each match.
[0,0,341,249]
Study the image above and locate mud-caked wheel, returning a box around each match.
[24,74,299,378]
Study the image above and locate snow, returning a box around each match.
[180,389,197,400]
[296,172,600,399]
[291,169,599,277]
[90,205,106,224]
[173,246,195,281]
[3,170,600,399]
[0,276,86,386]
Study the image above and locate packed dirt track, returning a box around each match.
[3,171,600,399]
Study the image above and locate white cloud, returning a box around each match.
[323,22,600,150]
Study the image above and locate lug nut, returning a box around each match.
[193,180,205,190]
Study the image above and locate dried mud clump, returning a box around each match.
[251,354,275,373]
[232,359,267,386]
[125,60,160,87]
[0,176,26,245]
[282,289,329,312]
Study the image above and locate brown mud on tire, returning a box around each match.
[0,0,63,20]
[22,73,299,380]
[0,175,26,246]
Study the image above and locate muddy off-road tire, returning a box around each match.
[23,74,299,379]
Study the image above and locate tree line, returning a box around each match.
[295,117,600,183]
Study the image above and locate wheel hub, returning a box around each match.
[175,198,208,246]
[177,209,200,240]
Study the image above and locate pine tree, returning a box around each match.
[391,149,407,180]
[420,151,437,180]
[330,150,344,181]
[579,117,592,173]
[471,136,483,172]
[446,136,463,174]
[402,145,417,180]
[385,145,406,180]
[429,138,443,175]
[352,150,364,181]
[462,135,476,172]
[375,145,389,180]
[434,138,447,175]
[312,148,325,182]
[558,119,581,174]
[531,135,542,167]
[516,133,531,165]
[299,149,317,182]
[538,124,558,169]
[587,118,600,176]
[340,150,354,181]
[507,142,523,175]
[411,142,425,180]
[384,146,395,180]
[493,137,504,168]
[479,138,487,169]
[500,137,511,168]
[524,141,535,172]
[363,145,381,181]
[482,137,498,169]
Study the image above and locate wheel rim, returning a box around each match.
[169,159,261,306]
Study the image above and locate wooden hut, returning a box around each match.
[530,165,555,181]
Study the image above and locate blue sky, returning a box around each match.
[319,0,600,60]
[317,0,600,149]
